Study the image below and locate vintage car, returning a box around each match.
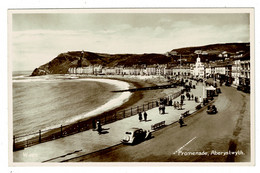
[206,105,218,114]
[121,128,151,145]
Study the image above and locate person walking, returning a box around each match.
[143,111,147,121]
[191,94,194,100]
[162,105,165,114]
[173,101,177,109]
[138,112,142,122]
[180,99,183,107]
[195,96,198,103]
[97,121,102,134]
[178,116,184,127]
[169,99,172,106]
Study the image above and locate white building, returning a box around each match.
[215,66,226,75]
[205,67,212,76]
[192,55,205,78]
[232,60,241,86]
[240,60,250,79]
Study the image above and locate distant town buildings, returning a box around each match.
[67,49,250,89]
[68,64,190,77]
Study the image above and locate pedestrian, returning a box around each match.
[180,99,183,106]
[138,112,142,122]
[199,96,202,103]
[143,111,147,121]
[156,101,159,107]
[191,94,194,100]
[187,92,190,100]
[176,101,180,109]
[173,101,177,109]
[162,105,165,114]
[97,120,102,134]
[169,99,172,106]
[178,116,184,127]
[163,98,167,105]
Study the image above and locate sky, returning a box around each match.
[11,11,250,71]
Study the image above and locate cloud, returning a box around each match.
[11,13,250,71]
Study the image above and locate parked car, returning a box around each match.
[207,105,218,114]
[121,128,151,145]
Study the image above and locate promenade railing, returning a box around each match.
[13,90,182,151]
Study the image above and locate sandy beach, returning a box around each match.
[62,78,133,125]
[74,74,182,120]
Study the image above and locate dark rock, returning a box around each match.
[31,68,47,76]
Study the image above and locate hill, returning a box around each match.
[31,42,250,76]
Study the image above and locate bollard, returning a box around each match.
[61,125,63,137]
[13,136,15,151]
[78,122,80,132]
[39,130,41,143]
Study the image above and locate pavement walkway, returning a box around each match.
[13,81,204,163]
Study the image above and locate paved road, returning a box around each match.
[65,85,251,162]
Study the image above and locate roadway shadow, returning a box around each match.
[98,128,110,135]
[99,131,109,135]
[180,124,187,128]
[144,119,152,122]
[145,135,154,141]
[161,113,169,115]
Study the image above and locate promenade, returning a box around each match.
[13,81,204,163]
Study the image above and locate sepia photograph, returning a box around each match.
[8,8,254,165]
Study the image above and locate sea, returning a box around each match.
[12,71,131,137]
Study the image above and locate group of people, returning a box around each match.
[194,96,202,103]
[159,104,166,114]
[139,111,148,122]
[185,92,194,100]
[173,101,182,110]
[93,78,207,134]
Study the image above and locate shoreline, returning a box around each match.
[13,74,181,150]
[15,74,179,133]
[55,78,133,127]
[65,74,181,124]
[13,77,133,137]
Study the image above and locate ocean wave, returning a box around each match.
[44,79,131,128]
[14,77,132,140]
